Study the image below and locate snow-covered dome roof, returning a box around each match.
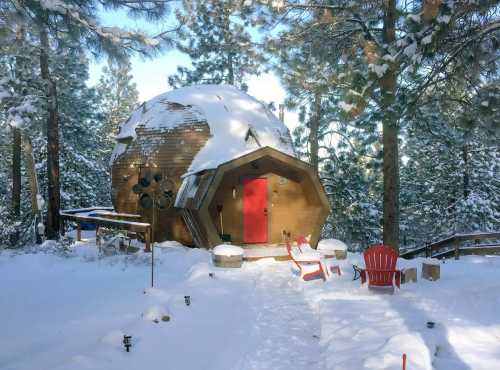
[113,84,295,175]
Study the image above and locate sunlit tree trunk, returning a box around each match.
[381,0,399,250]
[39,19,60,239]
[309,91,321,172]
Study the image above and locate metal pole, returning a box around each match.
[151,196,155,288]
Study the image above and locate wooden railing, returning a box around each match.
[400,231,500,260]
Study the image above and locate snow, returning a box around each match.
[339,101,356,113]
[38,0,68,12]
[110,142,127,165]
[382,54,396,63]
[9,115,24,128]
[36,193,45,210]
[407,14,421,23]
[437,15,451,24]
[142,305,169,322]
[112,85,295,174]
[143,38,160,47]
[2,238,500,370]
[317,238,348,251]
[422,34,433,45]
[403,42,418,58]
[212,244,244,256]
[37,222,45,235]
[423,258,441,266]
[369,63,389,78]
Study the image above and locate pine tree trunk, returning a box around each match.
[12,128,21,217]
[309,91,321,172]
[39,22,60,240]
[381,0,399,250]
[227,53,235,85]
[23,134,43,244]
[12,25,23,220]
[462,145,469,198]
[223,9,235,86]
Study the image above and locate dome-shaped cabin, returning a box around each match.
[111,85,329,247]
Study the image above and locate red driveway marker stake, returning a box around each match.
[402,353,407,370]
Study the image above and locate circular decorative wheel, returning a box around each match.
[157,194,172,209]
[139,176,151,188]
[139,193,153,209]
[160,178,175,192]
[132,183,143,194]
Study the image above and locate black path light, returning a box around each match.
[133,166,175,288]
[123,335,132,352]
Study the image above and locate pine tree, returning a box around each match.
[97,60,139,155]
[169,0,264,89]
[261,1,500,250]
[273,46,333,172]
[0,35,116,246]
[55,44,111,208]
[0,21,45,245]
[400,78,500,247]
[2,0,175,239]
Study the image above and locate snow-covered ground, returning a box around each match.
[1,240,500,370]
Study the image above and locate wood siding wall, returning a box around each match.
[111,122,211,244]
[207,160,324,245]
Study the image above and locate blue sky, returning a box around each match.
[88,8,299,131]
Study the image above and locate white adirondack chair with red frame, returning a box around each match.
[286,236,341,281]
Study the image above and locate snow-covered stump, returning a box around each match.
[212,245,244,268]
[422,259,440,281]
[402,267,417,284]
[335,250,347,259]
[317,239,348,259]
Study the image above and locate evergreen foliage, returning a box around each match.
[0,1,498,249]
[261,0,500,249]
[0,0,169,245]
[97,60,139,155]
[169,0,264,89]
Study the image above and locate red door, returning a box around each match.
[243,177,268,243]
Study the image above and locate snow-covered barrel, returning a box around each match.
[212,244,244,268]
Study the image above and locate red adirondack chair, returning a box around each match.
[356,244,401,289]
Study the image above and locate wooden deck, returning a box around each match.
[240,244,337,262]
[242,245,291,261]
[60,207,152,251]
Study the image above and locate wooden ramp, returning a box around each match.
[60,207,152,251]
[401,231,500,260]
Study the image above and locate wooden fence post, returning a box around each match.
[76,224,81,241]
[454,238,460,260]
[60,217,65,236]
[144,229,151,252]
